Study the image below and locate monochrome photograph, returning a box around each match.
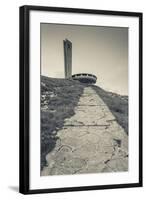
[40,23,129,176]
[19,5,142,194]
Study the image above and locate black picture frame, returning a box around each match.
[19,5,143,194]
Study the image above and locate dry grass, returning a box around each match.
[41,76,85,169]
[91,85,128,134]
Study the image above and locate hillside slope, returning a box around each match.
[41,76,128,170]
[41,76,85,169]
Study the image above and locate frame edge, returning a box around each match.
[19,5,30,194]
[19,5,143,194]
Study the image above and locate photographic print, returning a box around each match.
[40,24,129,176]
[19,5,142,194]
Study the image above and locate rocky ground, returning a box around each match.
[41,76,128,174]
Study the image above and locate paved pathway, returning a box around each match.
[41,87,128,175]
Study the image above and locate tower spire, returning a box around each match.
[63,39,72,78]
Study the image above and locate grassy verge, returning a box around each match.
[41,76,85,170]
[91,85,128,134]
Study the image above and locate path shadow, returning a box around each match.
[8,186,19,193]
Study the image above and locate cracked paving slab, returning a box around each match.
[41,87,128,176]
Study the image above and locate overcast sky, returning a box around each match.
[41,23,128,95]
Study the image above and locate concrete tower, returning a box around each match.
[63,39,72,78]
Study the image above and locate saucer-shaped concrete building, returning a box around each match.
[72,73,97,84]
